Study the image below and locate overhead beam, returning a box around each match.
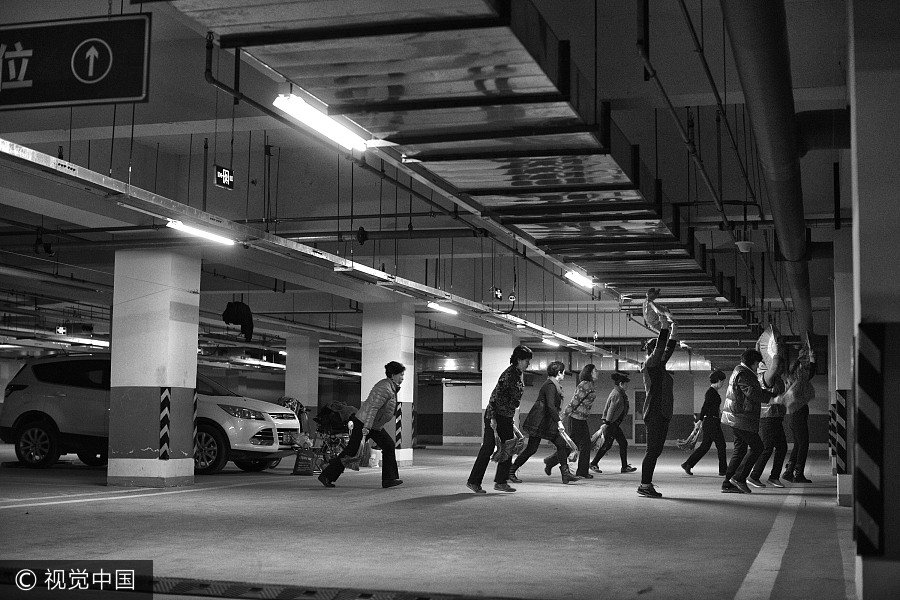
[465,183,636,196]
[415,147,610,162]
[218,10,511,48]
[328,93,567,116]
[384,123,601,147]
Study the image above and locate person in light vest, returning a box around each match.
[318,361,405,489]
[720,349,780,494]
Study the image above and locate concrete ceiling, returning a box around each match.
[0,0,847,368]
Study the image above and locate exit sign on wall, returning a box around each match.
[214,164,234,190]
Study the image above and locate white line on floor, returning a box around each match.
[733,488,805,600]
[0,466,431,510]
[0,487,153,503]
[834,503,858,600]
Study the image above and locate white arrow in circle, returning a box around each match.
[85,46,99,78]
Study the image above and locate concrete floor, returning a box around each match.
[0,443,855,600]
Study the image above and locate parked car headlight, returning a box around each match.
[217,404,266,420]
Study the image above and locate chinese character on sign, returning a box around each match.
[92,569,112,590]
[69,569,90,590]
[44,569,67,590]
[0,41,34,91]
[115,570,135,590]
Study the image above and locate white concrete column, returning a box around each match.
[849,1,900,595]
[285,334,319,408]
[108,248,201,487]
[362,301,414,465]
[833,230,854,507]
[481,334,519,410]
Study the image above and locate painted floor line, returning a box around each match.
[733,488,805,600]
[834,503,858,600]
[0,466,432,510]
[0,487,153,503]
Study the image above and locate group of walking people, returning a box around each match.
[466,315,815,498]
[315,297,815,499]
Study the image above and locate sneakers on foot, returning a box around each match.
[493,482,516,492]
[767,478,785,488]
[579,472,594,479]
[730,477,752,494]
[544,462,553,477]
[747,476,766,488]
[382,479,403,488]
[637,484,662,498]
[722,483,744,493]
[681,463,693,476]
[466,482,486,494]
[621,465,637,473]
[589,464,602,473]
[507,472,523,484]
[793,475,812,483]
[317,474,335,488]
[782,472,795,482]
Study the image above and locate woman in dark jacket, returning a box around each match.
[589,372,637,474]
[638,324,678,498]
[508,361,578,484]
[466,345,533,494]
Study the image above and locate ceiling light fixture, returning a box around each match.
[542,337,561,347]
[564,270,595,290]
[427,301,458,316]
[166,219,235,245]
[273,94,368,152]
[68,337,110,348]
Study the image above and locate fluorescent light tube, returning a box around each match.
[273,94,368,152]
[564,270,595,290]
[166,220,235,246]
[542,337,561,347]
[427,301,458,316]
[69,337,110,348]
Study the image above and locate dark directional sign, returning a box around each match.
[0,14,150,110]
[214,164,235,190]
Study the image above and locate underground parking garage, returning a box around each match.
[0,1,898,599]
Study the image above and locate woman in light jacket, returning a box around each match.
[546,363,599,479]
[508,361,578,484]
[319,361,405,489]
[589,371,637,474]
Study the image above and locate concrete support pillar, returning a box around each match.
[108,248,201,487]
[833,230,854,507]
[285,334,319,406]
[362,302,414,465]
[481,333,519,412]
[849,1,900,595]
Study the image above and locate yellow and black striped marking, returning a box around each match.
[855,324,885,556]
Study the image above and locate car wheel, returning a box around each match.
[233,459,270,472]
[15,421,61,468]
[194,424,229,474]
[77,451,108,467]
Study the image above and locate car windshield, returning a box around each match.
[196,373,240,397]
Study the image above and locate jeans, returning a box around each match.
[684,418,727,473]
[467,415,514,485]
[590,422,629,468]
[512,433,569,471]
[750,417,787,480]
[564,417,591,477]
[641,416,671,485]
[725,426,763,484]
[321,416,399,484]
[787,405,810,476]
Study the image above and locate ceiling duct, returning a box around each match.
[720,0,814,336]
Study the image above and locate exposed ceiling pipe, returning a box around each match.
[720,0,814,336]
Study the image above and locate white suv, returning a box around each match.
[0,355,301,474]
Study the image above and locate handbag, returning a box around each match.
[676,420,703,451]
[340,423,368,471]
